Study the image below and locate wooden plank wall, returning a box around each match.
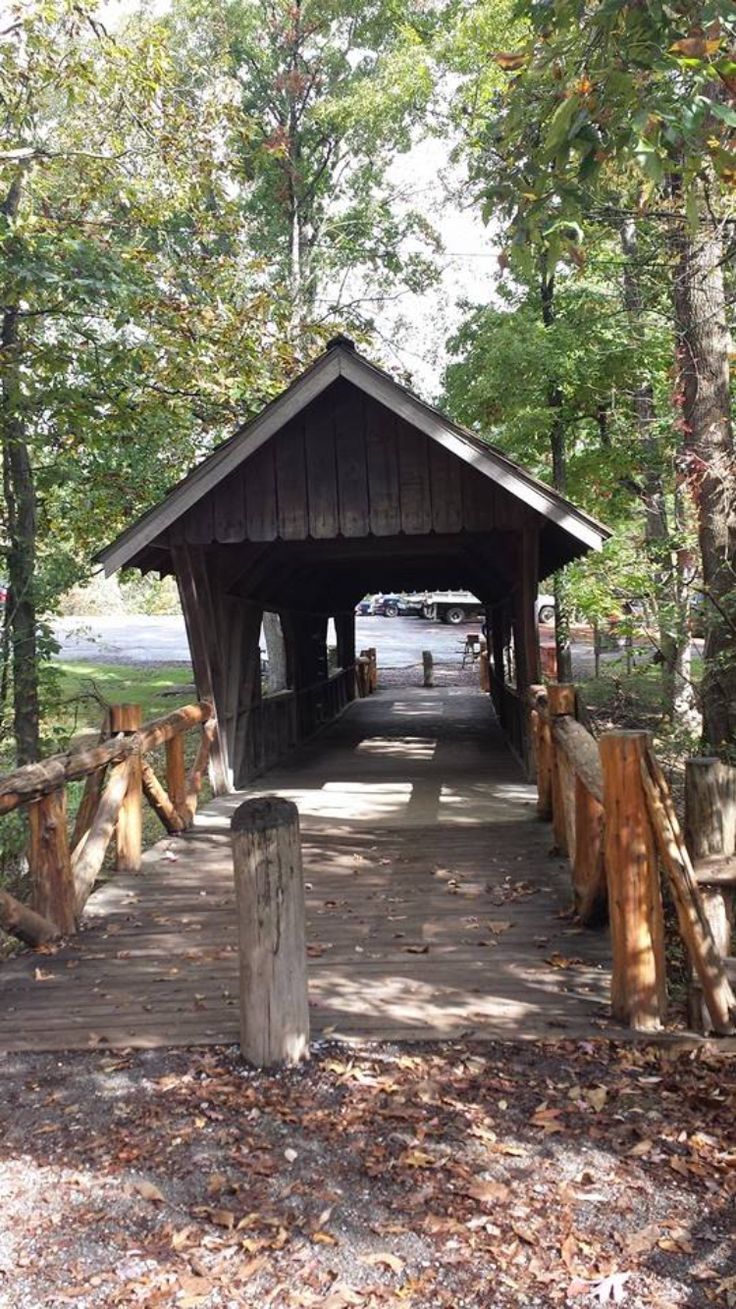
[178,384,526,546]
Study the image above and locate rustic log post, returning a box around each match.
[141,759,186,834]
[28,787,76,935]
[547,684,576,855]
[0,887,61,946]
[685,758,736,862]
[684,758,736,1032]
[166,733,187,822]
[231,795,309,1067]
[529,687,552,821]
[479,647,490,692]
[110,705,142,873]
[184,719,215,823]
[72,759,132,914]
[71,710,111,851]
[368,647,377,692]
[423,650,434,688]
[599,731,667,1030]
[573,775,607,926]
[640,750,734,1035]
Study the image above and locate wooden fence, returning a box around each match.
[0,701,214,948]
[528,683,736,1035]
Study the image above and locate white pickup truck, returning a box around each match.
[419,590,555,625]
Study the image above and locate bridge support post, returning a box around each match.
[600,731,667,1031]
[231,795,310,1067]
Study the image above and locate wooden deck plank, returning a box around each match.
[0,688,613,1052]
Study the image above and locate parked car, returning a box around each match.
[355,595,373,616]
[371,593,402,617]
[397,592,425,616]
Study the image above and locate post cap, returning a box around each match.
[231,794,299,833]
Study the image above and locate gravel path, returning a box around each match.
[0,1039,733,1308]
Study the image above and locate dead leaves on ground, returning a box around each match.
[1,1041,734,1308]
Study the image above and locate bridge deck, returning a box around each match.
[0,688,613,1052]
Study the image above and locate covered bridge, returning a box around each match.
[97,336,609,790]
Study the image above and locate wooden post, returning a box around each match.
[547,684,576,855]
[231,795,309,1067]
[110,704,142,873]
[599,731,667,1030]
[685,758,736,863]
[684,757,736,1032]
[166,733,187,821]
[423,650,434,688]
[529,686,552,821]
[28,787,75,935]
[367,647,377,691]
[573,775,606,926]
[479,648,490,692]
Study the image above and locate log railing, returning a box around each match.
[529,682,736,1035]
[0,701,214,947]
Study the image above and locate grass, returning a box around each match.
[0,660,204,921]
[51,661,196,743]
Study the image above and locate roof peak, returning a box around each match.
[326,333,356,353]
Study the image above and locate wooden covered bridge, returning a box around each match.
[96,335,608,789]
[19,336,723,1054]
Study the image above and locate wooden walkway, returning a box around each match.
[0,688,613,1052]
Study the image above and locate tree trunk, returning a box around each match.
[673,215,736,752]
[263,611,287,692]
[1,172,40,765]
[540,264,573,681]
[619,218,691,718]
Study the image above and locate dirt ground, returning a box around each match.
[0,1038,734,1309]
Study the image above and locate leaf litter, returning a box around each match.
[0,1038,733,1307]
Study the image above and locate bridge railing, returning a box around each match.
[0,701,214,947]
[527,683,735,1036]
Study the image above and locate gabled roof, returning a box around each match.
[96,335,610,575]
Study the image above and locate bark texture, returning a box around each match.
[674,219,736,751]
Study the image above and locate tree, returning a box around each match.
[445,0,736,749]
[170,0,442,338]
[0,1,288,763]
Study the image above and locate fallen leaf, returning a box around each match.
[463,1178,510,1204]
[360,1252,404,1274]
[131,1179,165,1204]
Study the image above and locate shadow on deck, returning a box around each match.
[0,688,614,1052]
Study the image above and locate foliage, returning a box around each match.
[168,0,445,332]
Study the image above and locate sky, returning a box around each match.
[377,136,498,399]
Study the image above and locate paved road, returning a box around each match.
[51,614,499,666]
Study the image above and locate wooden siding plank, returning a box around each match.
[214,467,246,544]
[429,443,463,535]
[305,405,339,539]
[397,419,432,535]
[275,421,308,540]
[335,391,369,537]
[365,399,401,536]
[244,444,278,541]
[183,494,214,545]
[462,463,496,533]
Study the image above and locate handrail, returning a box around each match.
[527,681,734,1035]
[0,701,213,816]
[0,701,215,947]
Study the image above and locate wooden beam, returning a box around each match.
[172,543,230,794]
